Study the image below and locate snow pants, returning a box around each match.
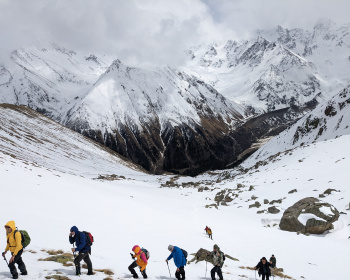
[9,249,27,278]
[262,273,270,280]
[211,266,223,280]
[175,266,185,280]
[74,251,92,275]
[129,261,147,279]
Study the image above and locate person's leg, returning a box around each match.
[8,255,18,279]
[74,253,85,275]
[141,269,147,279]
[266,274,269,280]
[16,256,27,275]
[83,253,93,275]
[217,267,223,280]
[175,268,180,280]
[179,266,185,279]
[128,261,138,278]
[210,266,216,280]
[262,274,266,280]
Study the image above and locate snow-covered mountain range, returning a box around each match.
[0,20,349,174]
[0,78,349,280]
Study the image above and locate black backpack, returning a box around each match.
[181,249,188,259]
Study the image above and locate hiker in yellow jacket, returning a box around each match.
[2,221,27,279]
[207,227,213,239]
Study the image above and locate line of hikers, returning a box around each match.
[3,221,277,280]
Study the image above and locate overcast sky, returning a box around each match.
[1,0,349,66]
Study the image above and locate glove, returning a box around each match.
[130,253,134,259]
[2,252,5,257]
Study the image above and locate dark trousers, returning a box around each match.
[209,234,212,239]
[211,266,223,280]
[262,274,270,280]
[9,249,27,278]
[175,266,185,280]
[74,252,92,275]
[128,261,147,278]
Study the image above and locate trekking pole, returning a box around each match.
[255,269,256,280]
[166,261,171,278]
[3,255,9,266]
[205,261,207,278]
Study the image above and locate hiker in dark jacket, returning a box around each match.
[69,226,93,276]
[2,221,27,279]
[255,257,272,280]
[166,245,186,280]
[208,244,224,280]
[269,254,276,268]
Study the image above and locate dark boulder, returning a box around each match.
[268,206,280,214]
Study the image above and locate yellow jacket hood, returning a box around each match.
[5,221,16,233]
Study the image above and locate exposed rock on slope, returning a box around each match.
[279,197,339,234]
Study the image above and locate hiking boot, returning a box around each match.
[132,274,139,279]
[12,275,18,279]
[21,271,28,275]
[87,271,94,275]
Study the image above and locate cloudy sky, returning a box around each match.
[1,0,349,66]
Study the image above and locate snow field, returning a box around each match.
[1,135,349,279]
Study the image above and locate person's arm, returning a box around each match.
[75,232,86,252]
[5,241,9,252]
[13,231,23,256]
[69,234,75,244]
[167,252,173,261]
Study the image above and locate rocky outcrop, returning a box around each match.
[279,197,339,234]
[187,248,237,265]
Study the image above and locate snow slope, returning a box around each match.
[0,95,349,280]
[0,104,144,177]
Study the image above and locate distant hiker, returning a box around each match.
[69,226,93,276]
[166,245,186,280]
[254,257,272,280]
[269,254,276,268]
[2,221,27,279]
[204,226,209,234]
[207,244,224,280]
[129,245,148,279]
[207,227,213,239]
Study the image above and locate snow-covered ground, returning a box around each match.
[0,103,349,280]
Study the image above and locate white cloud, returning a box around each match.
[0,0,349,67]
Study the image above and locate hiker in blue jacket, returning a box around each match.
[69,226,93,276]
[166,245,186,280]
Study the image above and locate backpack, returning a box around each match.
[222,252,226,262]
[83,231,94,246]
[13,229,31,248]
[181,249,188,259]
[141,248,150,260]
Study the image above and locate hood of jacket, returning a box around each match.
[214,244,220,251]
[5,221,16,234]
[70,226,79,235]
[132,245,141,254]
